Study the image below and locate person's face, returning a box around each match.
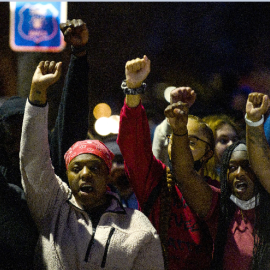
[168,118,212,162]
[2,115,23,168]
[227,150,256,201]
[215,124,239,163]
[66,153,109,210]
[187,119,211,161]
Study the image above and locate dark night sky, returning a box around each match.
[1,2,270,134]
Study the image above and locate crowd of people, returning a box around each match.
[2,18,270,270]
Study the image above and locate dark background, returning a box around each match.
[1,2,270,136]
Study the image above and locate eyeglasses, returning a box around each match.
[188,135,211,150]
[166,134,211,150]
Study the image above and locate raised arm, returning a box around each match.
[21,61,62,223]
[124,55,150,108]
[49,19,89,183]
[30,61,62,105]
[165,87,213,217]
[246,92,270,192]
[152,87,197,165]
[117,56,167,205]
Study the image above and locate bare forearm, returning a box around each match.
[247,125,270,192]
[29,85,47,106]
[172,134,213,217]
[172,133,193,178]
[126,94,141,108]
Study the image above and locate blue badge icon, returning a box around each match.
[10,2,67,52]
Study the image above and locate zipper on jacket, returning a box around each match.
[84,228,96,262]
[101,227,115,268]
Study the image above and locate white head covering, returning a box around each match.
[229,143,258,210]
[233,143,247,152]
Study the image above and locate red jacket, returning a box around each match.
[117,100,215,270]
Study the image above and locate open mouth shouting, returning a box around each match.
[231,176,255,201]
[80,184,94,195]
[234,181,248,193]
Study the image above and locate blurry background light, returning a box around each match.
[94,117,111,136]
[164,86,176,103]
[109,115,120,134]
[93,103,111,120]
[94,115,120,136]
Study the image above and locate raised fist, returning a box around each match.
[125,55,150,89]
[246,92,270,122]
[60,19,89,47]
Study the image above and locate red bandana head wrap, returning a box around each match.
[64,140,115,173]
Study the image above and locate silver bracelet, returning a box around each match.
[245,113,264,127]
[121,80,146,95]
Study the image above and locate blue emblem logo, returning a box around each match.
[10,2,67,52]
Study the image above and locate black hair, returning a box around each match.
[211,140,270,270]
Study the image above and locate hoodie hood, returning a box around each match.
[0,96,26,121]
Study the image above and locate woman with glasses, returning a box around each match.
[167,115,215,175]
[153,113,240,182]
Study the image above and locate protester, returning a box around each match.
[165,88,270,269]
[0,172,38,270]
[152,112,240,180]
[245,92,270,269]
[0,19,90,269]
[20,56,164,270]
[0,18,89,188]
[117,55,217,269]
[203,114,240,180]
